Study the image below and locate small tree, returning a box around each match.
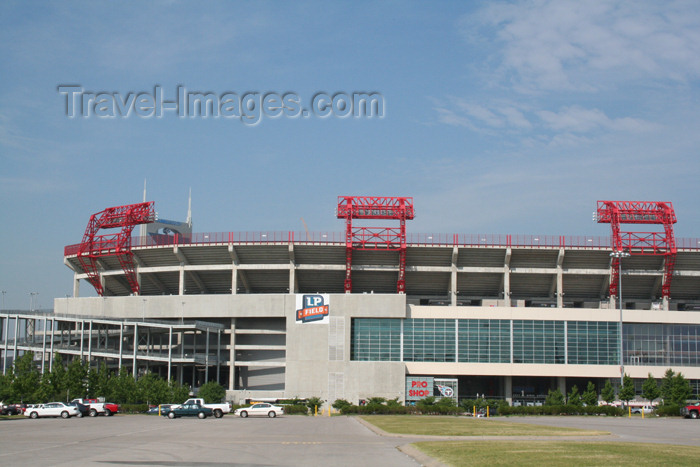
[619,374,636,408]
[567,385,583,406]
[197,381,226,403]
[332,399,352,412]
[65,358,88,401]
[582,381,598,407]
[601,380,616,404]
[670,372,692,406]
[660,368,675,404]
[544,388,565,406]
[170,380,190,403]
[11,352,40,403]
[306,396,324,413]
[641,373,660,406]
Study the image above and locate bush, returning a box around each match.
[498,404,624,417]
[282,404,309,415]
[197,381,226,403]
[120,403,149,414]
[656,404,682,417]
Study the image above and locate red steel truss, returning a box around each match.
[337,196,415,293]
[597,200,677,300]
[77,202,156,296]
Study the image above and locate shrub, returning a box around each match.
[656,404,682,417]
[120,403,149,414]
[283,404,309,415]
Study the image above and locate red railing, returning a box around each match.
[64,232,700,256]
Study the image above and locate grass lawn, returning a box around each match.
[359,415,608,437]
[414,441,700,466]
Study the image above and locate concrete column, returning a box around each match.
[450,246,458,306]
[289,244,297,294]
[229,320,236,390]
[557,376,566,394]
[504,376,513,405]
[556,248,564,308]
[167,326,172,382]
[179,266,185,295]
[504,248,512,307]
[73,274,80,297]
[231,266,238,294]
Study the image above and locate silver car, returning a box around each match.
[24,402,80,419]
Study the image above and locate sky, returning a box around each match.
[1,0,699,309]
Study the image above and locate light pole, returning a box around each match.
[29,292,38,312]
[611,250,630,387]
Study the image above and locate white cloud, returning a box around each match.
[537,106,658,133]
[462,0,700,91]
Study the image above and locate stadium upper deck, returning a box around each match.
[64,231,700,309]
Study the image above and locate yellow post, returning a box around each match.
[473,405,476,417]
[487,406,489,418]
[158,405,161,416]
[328,405,331,417]
[628,406,631,418]
[314,405,318,416]
[642,408,645,419]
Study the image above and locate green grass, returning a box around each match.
[360,415,608,437]
[414,441,700,466]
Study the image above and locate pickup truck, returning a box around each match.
[71,398,120,417]
[176,398,230,418]
[680,402,700,419]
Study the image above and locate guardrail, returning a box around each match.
[64,232,700,256]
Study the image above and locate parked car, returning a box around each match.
[681,402,700,419]
[71,399,120,416]
[163,402,213,419]
[146,404,173,415]
[177,398,231,418]
[67,401,90,418]
[233,403,284,418]
[1,403,26,416]
[24,402,80,419]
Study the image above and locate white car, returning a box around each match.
[234,403,284,418]
[24,402,80,419]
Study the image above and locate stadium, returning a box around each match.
[2,196,700,405]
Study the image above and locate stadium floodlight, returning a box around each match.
[610,250,631,386]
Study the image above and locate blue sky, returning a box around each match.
[1,0,699,309]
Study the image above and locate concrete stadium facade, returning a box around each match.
[40,230,700,405]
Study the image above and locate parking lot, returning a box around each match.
[0,415,421,467]
[2,414,700,466]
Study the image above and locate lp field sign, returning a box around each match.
[295,294,330,324]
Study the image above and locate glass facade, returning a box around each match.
[403,319,456,362]
[512,320,565,364]
[351,319,693,368]
[351,318,401,361]
[458,319,510,363]
[625,323,700,367]
[568,321,620,365]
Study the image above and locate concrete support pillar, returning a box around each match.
[556,248,564,308]
[557,376,566,395]
[504,248,512,307]
[504,376,513,405]
[73,274,80,298]
[179,266,185,295]
[231,266,238,294]
[229,320,236,390]
[662,296,669,311]
[289,244,297,294]
[450,246,458,306]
